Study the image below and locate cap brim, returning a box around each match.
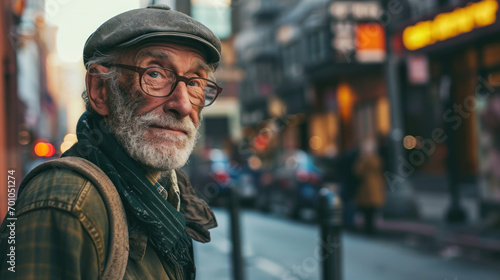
[116,31,221,65]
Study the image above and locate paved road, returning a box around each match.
[194,208,500,280]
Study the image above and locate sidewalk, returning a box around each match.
[375,188,500,262]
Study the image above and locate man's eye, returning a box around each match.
[188,80,201,87]
[148,71,162,78]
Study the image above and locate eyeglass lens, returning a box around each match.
[142,68,218,106]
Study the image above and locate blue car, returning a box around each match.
[266,150,323,219]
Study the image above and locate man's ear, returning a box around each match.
[86,65,111,116]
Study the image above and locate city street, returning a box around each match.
[194,209,500,280]
[2,0,500,279]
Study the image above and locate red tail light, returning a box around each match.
[34,139,56,157]
[296,169,309,182]
[214,171,231,185]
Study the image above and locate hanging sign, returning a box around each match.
[403,0,498,51]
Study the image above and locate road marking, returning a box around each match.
[211,236,254,257]
[254,257,286,278]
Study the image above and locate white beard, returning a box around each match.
[106,83,199,171]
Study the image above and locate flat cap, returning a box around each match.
[83,5,221,67]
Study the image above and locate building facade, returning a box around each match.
[0,0,24,220]
[236,0,500,222]
[236,0,390,172]
[394,0,500,220]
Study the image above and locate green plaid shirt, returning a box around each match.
[0,168,181,280]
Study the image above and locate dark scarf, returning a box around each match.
[63,112,194,269]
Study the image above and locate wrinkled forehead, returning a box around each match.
[132,39,207,60]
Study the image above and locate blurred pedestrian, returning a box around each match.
[0,5,222,279]
[339,148,360,230]
[354,138,386,235]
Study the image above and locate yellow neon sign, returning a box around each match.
[403,0,498,50]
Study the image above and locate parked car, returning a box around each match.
[186,149,231,205]
[233,167,258,207]
[188,149,257,207]
[254,168,275,212]
[259,149,323,220]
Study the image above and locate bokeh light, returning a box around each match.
[248,155,262,170]
[34,142,55,157]
[403,135,417,149]
[309,136,323,150]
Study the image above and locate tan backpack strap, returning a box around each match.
[27,157,129,280]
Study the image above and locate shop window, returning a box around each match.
[355,103,376,145]
[451,52,480,175]
[284,44,300,77]
[318,30,328,60]
[248,65,261,101]
[307,30,329,62]
[482,41,500,68]
[337,82,355,122]
[240,80,252,104]
[477,93,500,202]
[309,112,339,156]
[307,33,315,62]
[315,31,325,61]
[292,43,300,64]
[274,63,283,85]
[452,47,478,73]
[376,97,391,136]
[257,63,274,97]
[310,31,324,62]
[282,46,292,76]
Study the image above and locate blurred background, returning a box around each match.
[1,0,500,279]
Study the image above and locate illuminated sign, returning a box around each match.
[355,23,386,62]
[403,0,498,51]
[329,1,382,20]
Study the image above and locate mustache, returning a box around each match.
[138,111,198,138]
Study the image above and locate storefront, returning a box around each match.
[308,68,389,154]
[304,0,389,157]
[239,0,390,169]
[395,0,500,215]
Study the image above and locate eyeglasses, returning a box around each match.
[110,64,222,107]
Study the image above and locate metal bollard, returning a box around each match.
[318,187,342,280]
[228,186,244,280]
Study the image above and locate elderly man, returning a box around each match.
[0,5,220,279]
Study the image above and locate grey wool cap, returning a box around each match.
[83,4,221,68]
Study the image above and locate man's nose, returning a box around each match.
[162,81,193,118]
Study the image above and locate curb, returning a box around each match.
[376,219,500,254]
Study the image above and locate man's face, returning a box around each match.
[105,42,209,172]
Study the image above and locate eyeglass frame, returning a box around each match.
[108,63,223,107]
